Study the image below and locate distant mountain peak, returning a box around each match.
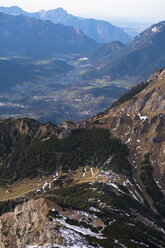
[152,26,161,33]
[7,5,22,10]
[0,5,131,44]
[54,7,67,13]
[44,7,68,15]
[0,5,26,16]
[151,22,165,33]
[38,9,46,14]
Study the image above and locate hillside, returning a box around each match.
[0,6,131,44]
[88,41,125,64]
[0,68,164,247]
[0,12,97,57]
[0,58,74,90]
[85,21,165,83]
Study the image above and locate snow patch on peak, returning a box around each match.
[138,114,148,121]
[152,27,160,33]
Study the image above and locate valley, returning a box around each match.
[0,10,165,125]
[0,55,129,124]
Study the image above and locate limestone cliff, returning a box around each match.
[0,198,64,248]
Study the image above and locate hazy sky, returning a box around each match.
[0,0,164,22]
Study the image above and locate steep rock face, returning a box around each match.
[95,110,165,179]
[0,198,64,248]
[0,198,101,248]
[89,68,165,190]
[116,68,165,113]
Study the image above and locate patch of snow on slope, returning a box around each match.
[42,182,48,190]
[154,178,163,190]
[152,26,160,33]
[138,114,148,121]
[123,179,133,186]
[109,219,116,225]
[35,189,41,194]
[108,183,118,189]
[26,234,97,248]
[60,228,95,248]
[133,177,143,192]
[26,245,38,248]
[128,190,141,202]
[89,207,101,213]
[75,210,96,220]
[131,239,149,247]
[53,217,105,239]
[135,190,144,203]
[82,167,87,177]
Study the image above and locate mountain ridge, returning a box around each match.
[0,5,131,44]
[85,21,165,83]
[0,12,97,57]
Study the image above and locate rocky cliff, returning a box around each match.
[0,199,64,248]
[90,68,165,181]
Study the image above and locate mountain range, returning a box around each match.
[0,12,97,57]
[0,6,131,44]
[86,21,165,83]
[0,7,164,85]
[0,68,164,247]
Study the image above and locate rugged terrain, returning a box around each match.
[0,68,164,247]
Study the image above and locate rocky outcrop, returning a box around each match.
[0,198,64,248]
[112,68,165,114]
[0,118,58,152]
